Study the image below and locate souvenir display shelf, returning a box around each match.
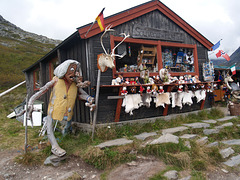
[111,35,199,78]
[101,81,212,122]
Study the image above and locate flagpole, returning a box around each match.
[85,21,96,38]
[84,7,105,38]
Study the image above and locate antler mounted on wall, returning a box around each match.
[97,24,130,72]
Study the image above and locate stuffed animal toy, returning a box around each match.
[178,76,185,84]
[146,86,152,94]
[151,84,158,96]
[139,85,144,96]
[130,86,137,94]
[130,78,137,85]
[170,76,178,84]
[158,86,164,94]
[159,68,170,84]
[121,86,128,96]
[206,83,212,92]
[153,75,162,84]
[178,85,184,93]
[111,75,123,85]
[124,78,130,85]
[143,70,150,84]
[193,75,201,83]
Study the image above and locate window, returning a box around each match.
[111,35,199,78]
[161,46,194,73]
[49,57,59,80]
[159,42,199,76]
[33,68,40,90]
[115,43,158,73]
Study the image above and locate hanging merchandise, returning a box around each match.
[162,49,173,68]
[176,49,184,64]
[203,61,215,82]
[128,44,131,57]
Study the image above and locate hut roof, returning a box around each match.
[78,0,213,49]
[24,0,213,73]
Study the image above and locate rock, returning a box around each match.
[222,139,240,145]
[91,174,96,179]
[179,175,191,180]
[162,126,188,134]
[221,168,229,173]
[207,142,219,147]
[220,147,235,158]
[44,156,60,167]
[183,122,210,129]
[196,137,208,145]
[127,161,138,166]
[202,120,217,124]
[221,122,233,127]
[150,134,179,145]
[203,129,219,135]
[163,170,178,180]
[214,125,224,130]
[217,116,237,122]
[82,175,87,179]
[184,141,191,149]
[96,138,133,149]
[180,134,197,139]
[134,132,157,140]
[49,154,67,162]
[223,155,240,167]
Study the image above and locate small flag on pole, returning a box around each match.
[96,8,105,31]
[215,50,230,61]
[211,40,221,51]
[230,65,236,75]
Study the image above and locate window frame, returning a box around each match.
[33,67,40,91]
[49,57,59,80]
[110,35,199,78]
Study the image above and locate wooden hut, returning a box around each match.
[23,0,214,125]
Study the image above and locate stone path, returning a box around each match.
[95,114,240,178]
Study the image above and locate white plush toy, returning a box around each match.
[178,76,185,84]
[111,76,122,85]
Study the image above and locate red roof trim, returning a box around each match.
[78,0,213,49]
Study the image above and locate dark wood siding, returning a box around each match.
[85,10,210,123]
[25,9,211,125]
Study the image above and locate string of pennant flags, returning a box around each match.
[210,40,236,75]
[210,39,230,61]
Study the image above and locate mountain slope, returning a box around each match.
[0,15,61,88]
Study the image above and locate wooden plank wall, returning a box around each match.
[25,10,211,124]
[84,10,210,123]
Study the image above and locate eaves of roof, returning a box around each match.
[77,0,213,49]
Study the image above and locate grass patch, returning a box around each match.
[65,172,82,180]
[191,170,206,180]
[0,88,231,179]
[140,140,190,168]
[15,151,46,166]
[83,146,136,170]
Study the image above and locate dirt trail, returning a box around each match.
[1,149,240,180]
[0,150,102,180]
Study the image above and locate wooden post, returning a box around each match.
[114,86,123,122]
[24,95,28,154]
[91,69,101,139]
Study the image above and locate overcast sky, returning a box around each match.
[1,0,240,57]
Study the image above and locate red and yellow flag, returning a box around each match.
[96,8,105,31]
